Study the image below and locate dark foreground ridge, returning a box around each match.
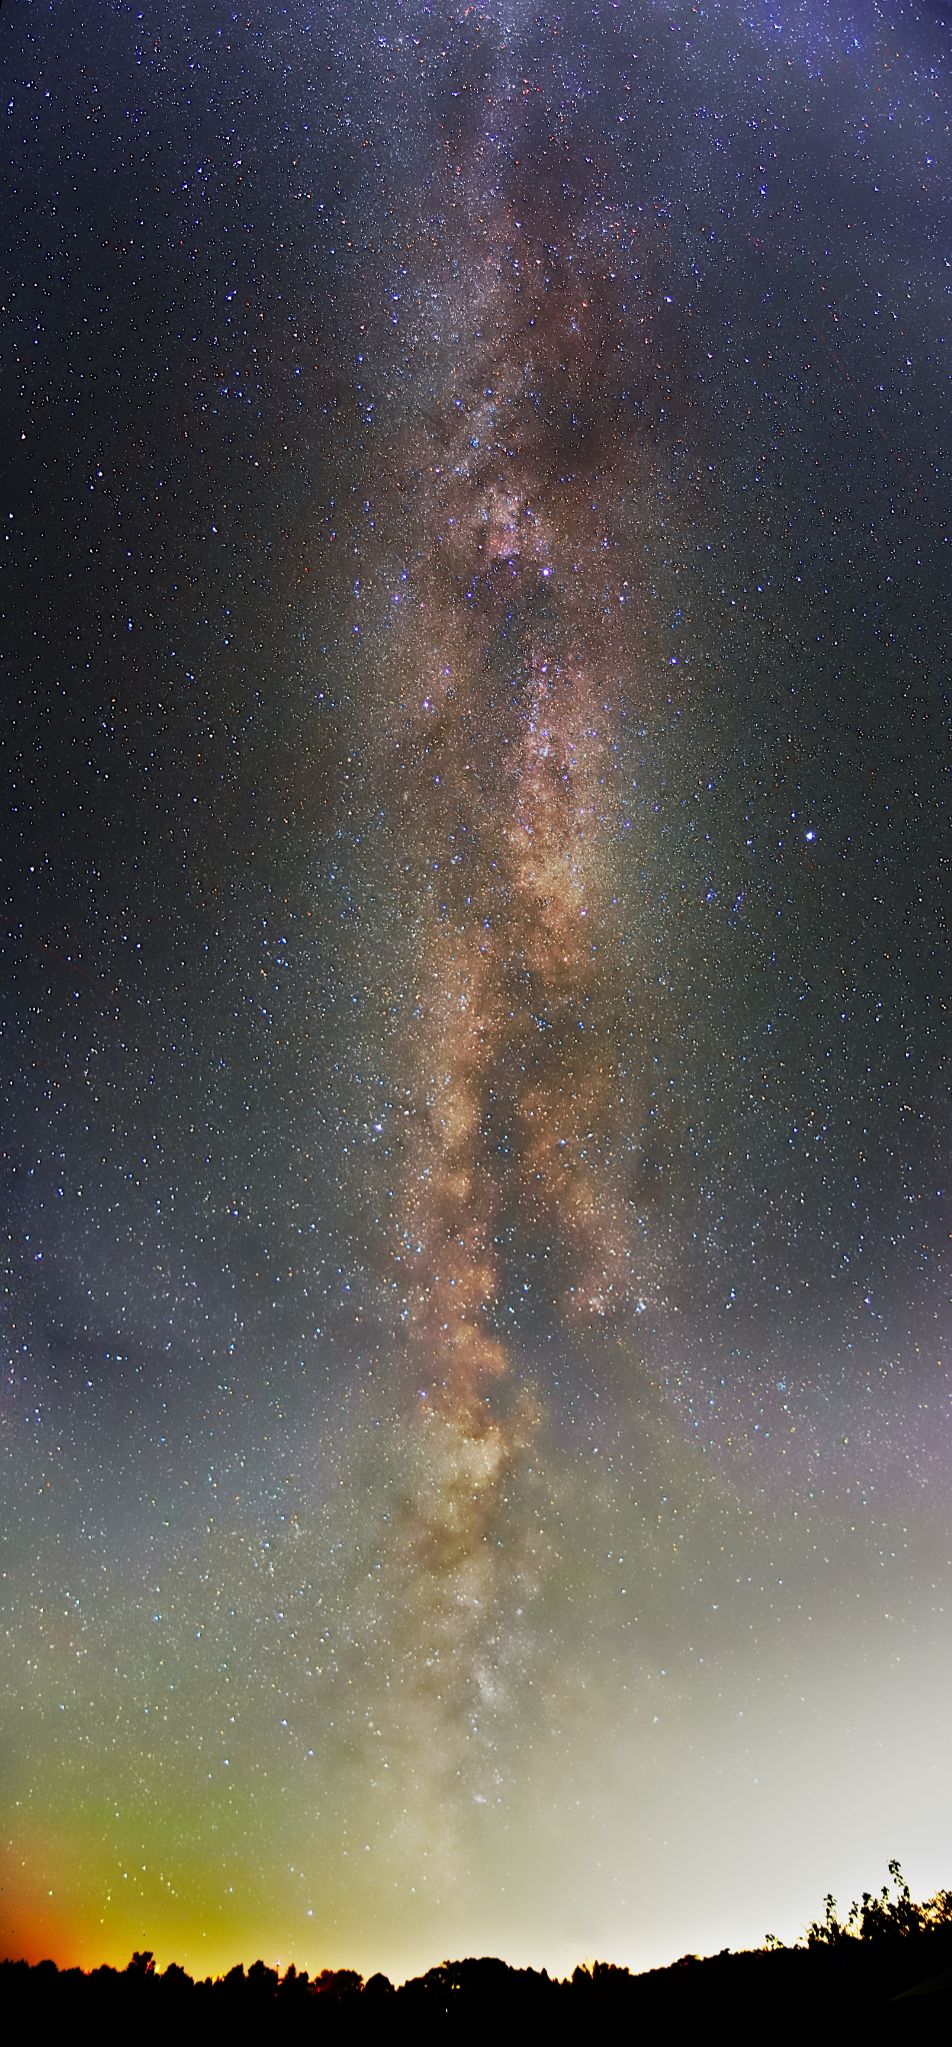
[4,1865,952,2025]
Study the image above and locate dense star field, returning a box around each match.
[2,0,950,1986]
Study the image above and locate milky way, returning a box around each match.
[2,0,950,1989]
[365,80,685,1795]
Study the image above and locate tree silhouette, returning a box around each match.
[4,1862,952,2024]
[807,1862,928,1945]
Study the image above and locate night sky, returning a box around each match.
[2,0,950,1987]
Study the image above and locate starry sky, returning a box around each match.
[2,0,950,1987]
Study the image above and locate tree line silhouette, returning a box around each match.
[3,1864,951,2021]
